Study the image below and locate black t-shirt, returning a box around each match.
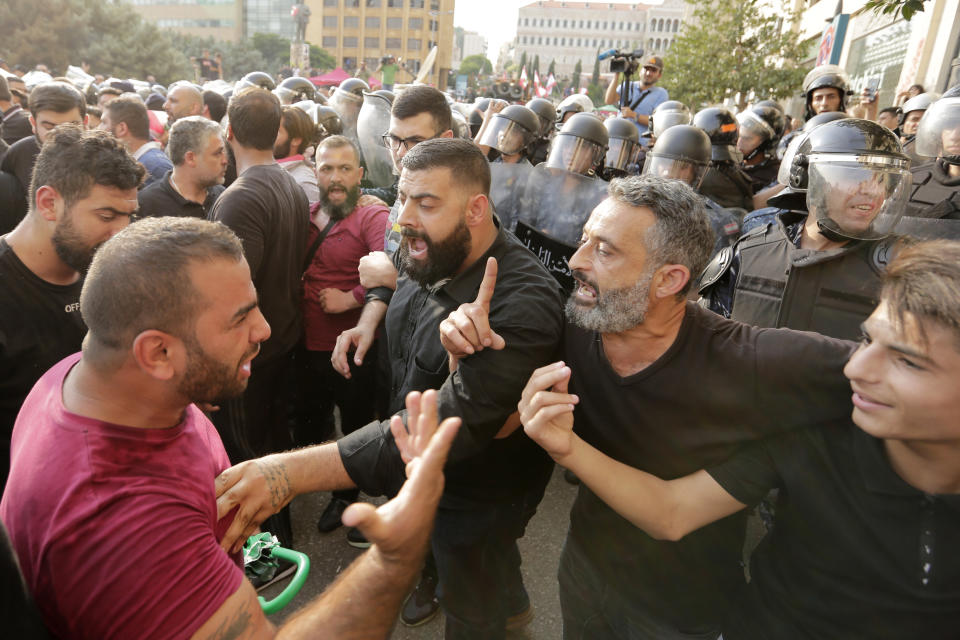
[566,302,856,633]
[208,163,309,365]
[138,170,224,220]
[710,422,960,639]
[0,238,86,489]
[2,107,33,146]
[0,135,39,200]
[0,171,27,234]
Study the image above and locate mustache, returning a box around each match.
[401,227,428,240]
[571,269,599,291]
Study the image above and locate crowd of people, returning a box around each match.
[0,50,959,640]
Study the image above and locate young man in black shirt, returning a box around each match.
[215,139,566,638]
[440,175,856,639]
[519,239,960,638]
[0,125,142,489]
[207,87,310,549]
[139,116,226,220]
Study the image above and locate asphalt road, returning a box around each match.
[261,464,579,638]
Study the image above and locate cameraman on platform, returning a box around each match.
[603,55,668,144]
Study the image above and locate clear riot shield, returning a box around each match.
[489,162,534,232]
[357,92,395,188]
[514,165,609,290]
[329,89,363,148]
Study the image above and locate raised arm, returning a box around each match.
[518,362,747,541]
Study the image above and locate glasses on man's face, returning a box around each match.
[381,133,427,152]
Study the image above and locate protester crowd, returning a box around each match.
[1,50,960,639]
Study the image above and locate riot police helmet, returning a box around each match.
[526,97,556,137]
[546,112,608,175]
[755,99,784,113]
[900,92,939,137]
[469,98,491,137]
[802,110,849,131]
[315,105,344,136]
[915,96,960,165]
[642,124,711,189]
[274,76,317,104]
[237,71,276,92]
[693,107,741,163]
[779,118,911,241]
[651,100,691,138]
[802,64,851,119]
[479,104,540,156]
[603,117,641,173]
[737,105,784,159]
[334,77,369,102]
[555,94,593,129]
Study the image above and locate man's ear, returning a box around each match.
[464,192,489,227]
[28,114,37,135]
[651,264,691,301]
[439,129,454,139]
[131,330,182,382]
[35,185,62,223]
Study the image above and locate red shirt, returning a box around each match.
[302,202,390,351]
[0,354,243,639]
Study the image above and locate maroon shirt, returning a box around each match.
[302,201,390,351]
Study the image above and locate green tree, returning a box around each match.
[459,54,493,76]
[519,51,528,72]
[167,33,267,81]
[572,59,582,91]
[532,55,540,75]
[252,32,292,70]
[591,54,600,86]
[547,59,556,77]
[661,0,809,111]
[864,0,931,19]
[308,43,336,72]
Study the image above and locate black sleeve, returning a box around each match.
[706,436,783,507]
[337,419,406,498]
[209,190,266,276]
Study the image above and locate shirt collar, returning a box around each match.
[277,154,305,166]
[2,104,22,120]
[132,140,161,160]
[433,216,507,304]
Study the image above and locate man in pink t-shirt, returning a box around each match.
[298,135,390,535]
[0,216,459,639]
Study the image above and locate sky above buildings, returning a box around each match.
[454,0,663,62]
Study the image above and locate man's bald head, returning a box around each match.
[164,85,204,123]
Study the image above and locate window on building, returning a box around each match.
[655,38,661,50]
[650,18,656,30]
[387,16,402,28]
[658,18,664,31]
[579,20,583,28]
[540,18,544,26]
[563,19,568,27]
[365,37,379,48]
[547,19,552,27]
[409,17,422,28]
[431,1,439,9]
[344,16,359,27]
[323,15,337,27]
[592,38,597,47]
[322,36,337,47]
[386,37,402,48]
[387,0,402,6]
[410,0,423,7]
[344,57,357,69]
[648,38,653,48]
[577,38,581,46]
[323,0,337,6]
[344,36,358,47]
[365,16,380,27]
[366,0,380,6]
[408,38,421,49]
[538,36,542,44]
[561,37,565,45]
[346,0,359,6]
[429,19,437,30]
[626,22,631,31]
[673,19,679,32]
[603,21,608,29]
[585,20,591,28]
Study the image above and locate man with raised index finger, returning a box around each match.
[217,138,566,639]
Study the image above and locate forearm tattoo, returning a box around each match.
[254,459,291,509]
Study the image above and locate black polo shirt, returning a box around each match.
[710,421,960,638]
[0,135,38,201]
[338,222,565,504]
[138,170,224,220]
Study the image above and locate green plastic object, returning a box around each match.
[243,532,311,615]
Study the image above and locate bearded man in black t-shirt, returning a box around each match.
[207,87,310,550]
[439,175,856,639]
[0,126,142,490]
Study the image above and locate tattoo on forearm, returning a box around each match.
[208,604,252,640]
[254,459,291,509]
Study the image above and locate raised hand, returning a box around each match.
[518,362,580,461]
[439,257,505,371]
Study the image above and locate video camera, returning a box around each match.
[598,48,645,75]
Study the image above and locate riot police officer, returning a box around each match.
[476,103,540,165]
[643,124,741,256]
[693,107,754,211]
[899,91,939,165]
[648,100,691,141]
[601,117,642,180]
[737,104,784,194]
[699,118,912,340]
[907,88,960,218]
[525,97,556,165]
[236,71,276,92]
[274,76,317,105]
[329,77,369,146]
[555,94,593,129]
[801,64,852,120]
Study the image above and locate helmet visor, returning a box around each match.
[915,97,960,161]
[652,111,691,138]
[605,138,641,172]
[807,156,911,241]
[642,155,707,189]
[479,116,536,155]
[545,135,604,174]
[737,111,774,149]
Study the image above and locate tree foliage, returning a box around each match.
[458,54,493,77]
[519,51,528,72]
[547,59,556,77]
[864,0,931,20]
[661,0,809,110]
[532,55,540,75]
[572,59,582,90]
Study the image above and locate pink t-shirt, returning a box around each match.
[0,353,244,639]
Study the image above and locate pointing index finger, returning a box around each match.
[475,257,498,309]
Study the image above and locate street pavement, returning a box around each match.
[262,464,578,638]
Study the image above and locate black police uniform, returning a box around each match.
[907,158,960,219]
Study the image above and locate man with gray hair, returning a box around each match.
[439,175,856,639]
[138,116,226,219]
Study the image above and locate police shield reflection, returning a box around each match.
[489,163,534,232]
[357,91,395,188]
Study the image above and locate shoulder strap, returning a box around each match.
[628,87,652,112]
[302,218,337,274]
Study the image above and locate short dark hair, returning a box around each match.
[29,82,86,119]
[609,175,714,297]
[0,75,10,103]
[317,134,359,166]
[97,86,123,100]
[281,105,316,155]
[203,90,227,123]
[105,95,151,141]
[401,137,490,197]
[881,239,960,347]
[879,106,901,117]
[228,87,281,151]
[29,125,145,212]
[392,85,452,135]
[168,116,223,166]
[81,216,245,351]
[86,105,102,120]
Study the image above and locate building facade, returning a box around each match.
[512,0,688,82]
[452,30,489,69]
[304,0,455,88]
[129,0,244,42]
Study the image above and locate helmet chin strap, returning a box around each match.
[743,146,762,162]
[815,219,853,243]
